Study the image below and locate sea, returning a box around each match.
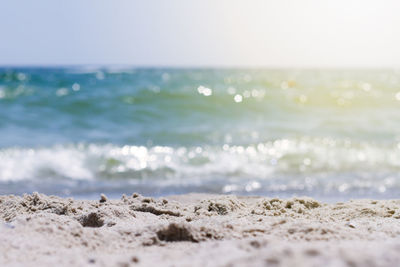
[1,67,400,201]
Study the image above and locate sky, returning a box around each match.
[1,0,400,68]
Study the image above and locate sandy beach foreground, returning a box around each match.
[1,193,400,267]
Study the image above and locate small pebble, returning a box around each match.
[100,194,108,203]
[346,222,356,228]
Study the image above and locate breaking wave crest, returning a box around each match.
[1,138,400,198]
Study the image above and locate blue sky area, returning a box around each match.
[1,0,400,67]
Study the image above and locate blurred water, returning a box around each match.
[1,67,400,200]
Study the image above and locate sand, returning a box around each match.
[1,193,400,267]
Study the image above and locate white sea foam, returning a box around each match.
[1,139,400,197]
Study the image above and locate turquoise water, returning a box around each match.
[1,67,400,200]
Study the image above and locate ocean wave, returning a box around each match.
[2,68,400,198]
[1,139,400,196]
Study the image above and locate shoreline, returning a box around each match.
[1,193,400,266]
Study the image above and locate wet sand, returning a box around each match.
[1,193,400,266]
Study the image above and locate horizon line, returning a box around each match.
[1,64,400,71]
